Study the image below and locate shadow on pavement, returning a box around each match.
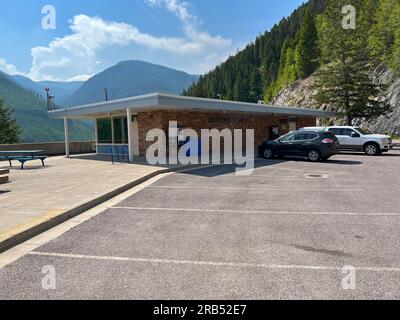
[178,159,288,178]
[70,153,363,178]
[322,159,363,165]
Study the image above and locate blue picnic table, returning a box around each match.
[0,150,48,170]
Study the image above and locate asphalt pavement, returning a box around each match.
[1,151,400,299]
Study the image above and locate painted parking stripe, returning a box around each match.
[218,175,325,179]
[29,251,400,273]
[147,186,363,192]
[111,206,400,217]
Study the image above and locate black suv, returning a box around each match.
[258,130,340,162]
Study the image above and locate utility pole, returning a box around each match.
[45,87,55,111]
[104,88,108,101]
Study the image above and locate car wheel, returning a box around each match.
[364,143,381,156]
[307,149,321,162]
[262,148,273,159]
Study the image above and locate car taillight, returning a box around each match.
[322,138,335,144]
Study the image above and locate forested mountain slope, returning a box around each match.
[184,0,327,102]
[0,71,92,142]
[184,0,399,132]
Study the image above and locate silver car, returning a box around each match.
[300,126,393,156]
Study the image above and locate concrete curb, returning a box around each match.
[0,164,206,254]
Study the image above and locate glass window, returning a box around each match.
[97,117,128,144]
[355,128,372,135]
[97,118,112,144]
[324,132,337,140]
[295,133,318,141]
[113,117,128,144]
[295,133,308,141]
[280,133,296,142]
[328,128,340,135]
[340,129,359,137]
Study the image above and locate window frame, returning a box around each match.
[97,116,129,145]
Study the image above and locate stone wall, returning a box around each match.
[138,110,316,155]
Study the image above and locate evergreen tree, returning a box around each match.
[184,0,396,110]
[368,0,400,71]
[265,39,298,101]
[249,69,262,102]
[233,71,249,101]
[314,0,391,125]
[295,8,320,78]
[183,0,327,102]
[0,99,21,144]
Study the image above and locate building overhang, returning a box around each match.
[48,93,337,119]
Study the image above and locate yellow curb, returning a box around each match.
[0,163,216,254]
[0,209,65,242]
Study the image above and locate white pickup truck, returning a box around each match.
[301,126,393,156]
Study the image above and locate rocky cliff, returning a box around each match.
[270,67,400,134]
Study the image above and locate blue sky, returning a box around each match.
[0,0,305,81]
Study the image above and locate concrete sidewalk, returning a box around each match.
[0,154,184,253]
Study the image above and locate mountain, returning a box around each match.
[63,60,199,107]
[1,60,198,141]
[11,75,83,103]
[0,71,93,143]
[184,0,327,102]
[184,0,399,133]
[269,67,400,133]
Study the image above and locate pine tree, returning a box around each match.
[368,0,400,71]
[314,0,391,125]
[295,8,320,78]
[249,69,262,102]
[265,39,297,102]
[233,71,249,101]
[183,0,327,102]
[0,99,21,144]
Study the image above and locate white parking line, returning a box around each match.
[28,251,400,273]
[0,173,170,270]
[111,206,400,217]
[147,186,363,191]
[222,175,318,179]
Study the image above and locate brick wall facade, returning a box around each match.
[138,110,316,155]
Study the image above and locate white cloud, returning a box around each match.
[27,0,233,81]
[0,58,19,75]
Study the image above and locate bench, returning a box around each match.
[0,168,10,184]
[0,150,48,170]
[9,156,48,170]
[0,156,13,167]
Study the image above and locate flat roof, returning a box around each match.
[48,93,336,119]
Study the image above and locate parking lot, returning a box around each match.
[1,151,400,299]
